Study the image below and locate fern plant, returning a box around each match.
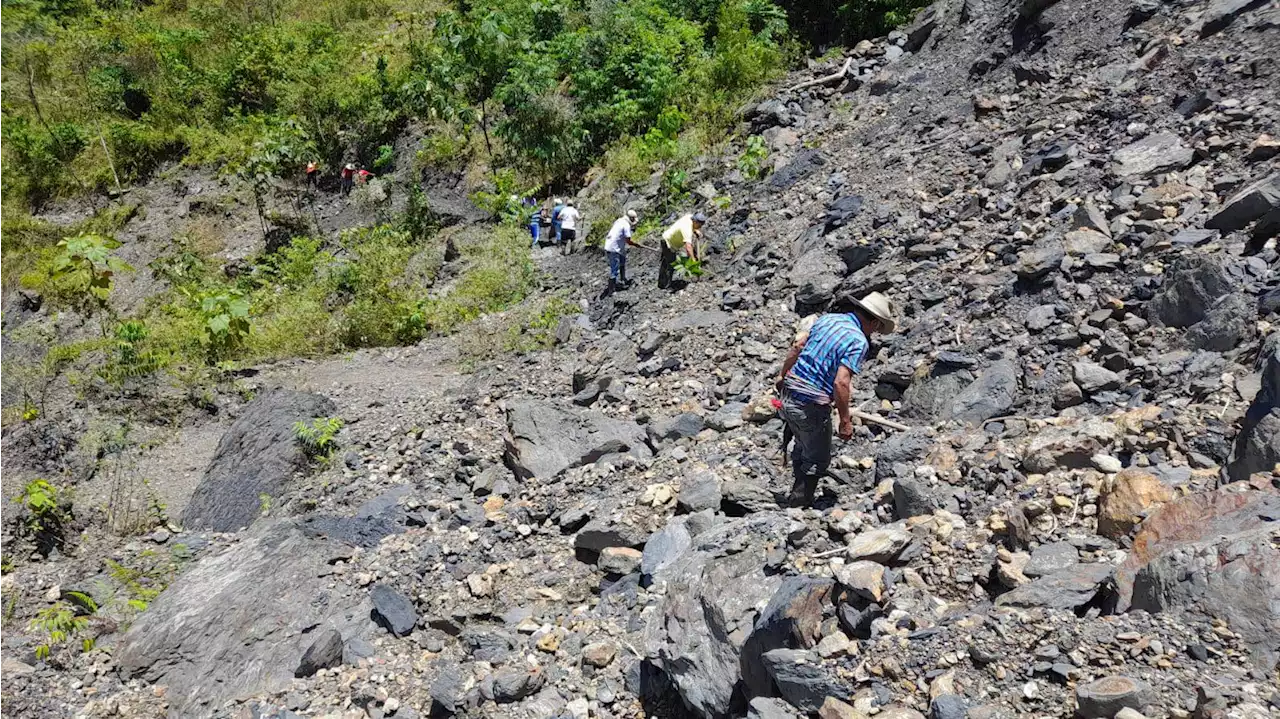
[738,135,770,180]
[16,479,71,553]
[29,600,95,660]
[294,416,343,460]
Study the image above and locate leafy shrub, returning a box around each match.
[50,233,133,319]
[15,479,73,555]
[674,255,706,279]
[29,600,94,661]
[738,134,770,180]
[294,416,343,459]
[100,320,167,385]
[197,290,252,363]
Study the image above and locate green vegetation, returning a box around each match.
[29,600,94,661]
[738,134,770,180]
[294,416,343,460]
[15,479,73,554]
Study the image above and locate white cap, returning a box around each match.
[626,209,638,221]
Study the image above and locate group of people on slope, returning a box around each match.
[304,161,374,197]
[600,209,706,294]
[527,198,581,255]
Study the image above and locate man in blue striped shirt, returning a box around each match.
[775,292,897,507]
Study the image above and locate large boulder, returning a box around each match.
[115,520,373,716]
[1111,132,1194,178]
[948,359,1019,423]
[1226,335,1280,481]
[645,513,804,717]
[1146,255,1233,328]
[183,390,338,532]
[504,401,652,480]
[1205,173,1280,232]
[1116,482,1280,668]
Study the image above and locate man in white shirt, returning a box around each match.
[558,199,581,256]
[604,209,639,293]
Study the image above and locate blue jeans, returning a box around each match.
[530,223,540,247]
[607,250,627,281]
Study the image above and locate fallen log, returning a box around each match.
[786,57,853,93]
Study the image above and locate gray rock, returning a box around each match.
[575,514,650,553]
[1207,173,1280,231]
[950,360,1019,423]
[747,696,799,719]
[875,431,933,482]
[760,648,850,712]
[183,390,338,532]
[678,470,722,513]
[664,309,735,330]
[1025,305,1057,331]
[893,475,938,519]
[1024,542,1080,578]
[740,577,835,699]
[1200,0,1271,36]
[644,514,802,717]
[1074,675,1154,718]
[1072,360,1122,394]
[295,628,343,677]
[1227,336,1280,482]
[651,412,706,442]
[430,661,465,714]
[1111,132,1194,177]
[721,479,777,514]
[1187,292,1256,351]
[995,563,1114,610]
[503,402,652,480]
[1147,254,1233,327]
[641,518,693,585]
[1072,202,1111,236]
[1117,485,1280,667]
[489,667,545,703]
[1015,244,1065,282]
[708,403,747,431]
[770,149,826,191]
[370,584,417,637]
[931,694,970,719]
[598,547,643,575]
[845,526,915,564]
[115,521,373,716]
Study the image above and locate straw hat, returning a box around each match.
[851,291,897,333]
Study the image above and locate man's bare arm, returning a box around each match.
[776,333,808,389]
[834,366,854,439]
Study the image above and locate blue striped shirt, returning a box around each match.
[784,313,869,404]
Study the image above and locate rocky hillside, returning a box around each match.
[2,0,1279,717]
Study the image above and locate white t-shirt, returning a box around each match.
[559,206,580,231]
[604,217,632,252]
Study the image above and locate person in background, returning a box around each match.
[604,209,638,293]
[539,203,553,247]
[558,199,581,256]
[529,199,542,247]
[658,212,705,289]
[341,163,355,196]
[774,292,897,507]
[356,167,375,184]
[305,161,319,189]
[551,198,565,245]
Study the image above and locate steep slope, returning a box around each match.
[2,0,1278,717]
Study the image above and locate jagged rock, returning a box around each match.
[651,412,706,443]
[903,361,975,420]
[1146,255,1233,328]
[1074,676,1154,718]
[1208,174,1280,233]
[741,577,834,699]
[995,563,1115,610]
[1024,542,1080,578]
[678,469,723,513]
[1072,360,1122,394]
[295,628,343,678]
[834,560,887,602]
[1116,483,1280,667]
[874,431,933,482]
[931,694,969,719]
[116,520,373,716]
[770,149,826,190]
[1227,336,1280,481]
[761,648,850,712]
[429,661,465,714]
[1022,419,1119,473]
[664,309,735,331]
[708,402,747,430]
[183,390,338,532]
[1015,243,1065,282]
[722,479,777,514]
[488,667,545,703]
[819,697,865,719]
[1063,228,1110,255]
[1098,469,1174,538]
[1187,292,1256,351]
[949,360,1019,422]
[582,641,618,667]
[893,475,939,519]
[1200,0,1271,36]
[598,547,643,575]
[370,583,417,637]
[749,697,801,719]
[645,513,801,717]
[1111,132,1193,177]
[642,517,692,585]
[575,514,649,553]
[844,525,915,564]
[503,401,652,480]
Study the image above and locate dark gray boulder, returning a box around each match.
[949,360,1019,422]
[1206,173,1280,231]
[760,648,851,712]
[641,517,693,585]
[1226,335,1280,481]
[740,577,834,700]
[1187,292,1256,351]
[678,470,723,514]
[183,390,337,532]
[1024,542,1079,578]
[1146,255,1233,328]
[651,412,706,443]
[370,583,417,637]
[503,401,652,480]
[994,563,1114,610]
[295,628,343,677]
[1111,132,1193,177]
[115,520,373,716]
[769,150,826,191]
[893,475,939,519]
[644,513,803,717]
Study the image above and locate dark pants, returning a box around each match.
[561,228,577,255]
[341,177,353,196]
[780,391,832,506]
[607,249,627,282]
[658,243,677,289]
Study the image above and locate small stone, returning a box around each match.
[819,697,867,719]
[597,547,643,575]
[816,632,855,659]
[1091,454,1123,473]
[1075,675,1155,718]
[1114,709,1147,719]
[582,641,618,667]
[833,560,887,602]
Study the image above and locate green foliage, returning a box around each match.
[673,255,706,279]
[372,144,395,172]
[738,134,770,180]
[29,601,94,661]
[106,547,182,615]
[470,168,528,223]
[197,290,252,363]
[294,416,343,459]
[402,184,439,243]
[17,479,67,538]
[50,233,133,317]
[775,0,929,49]
[100,320,167,384]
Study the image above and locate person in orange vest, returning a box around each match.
[305,161,319,189]
[341,163,355,196]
